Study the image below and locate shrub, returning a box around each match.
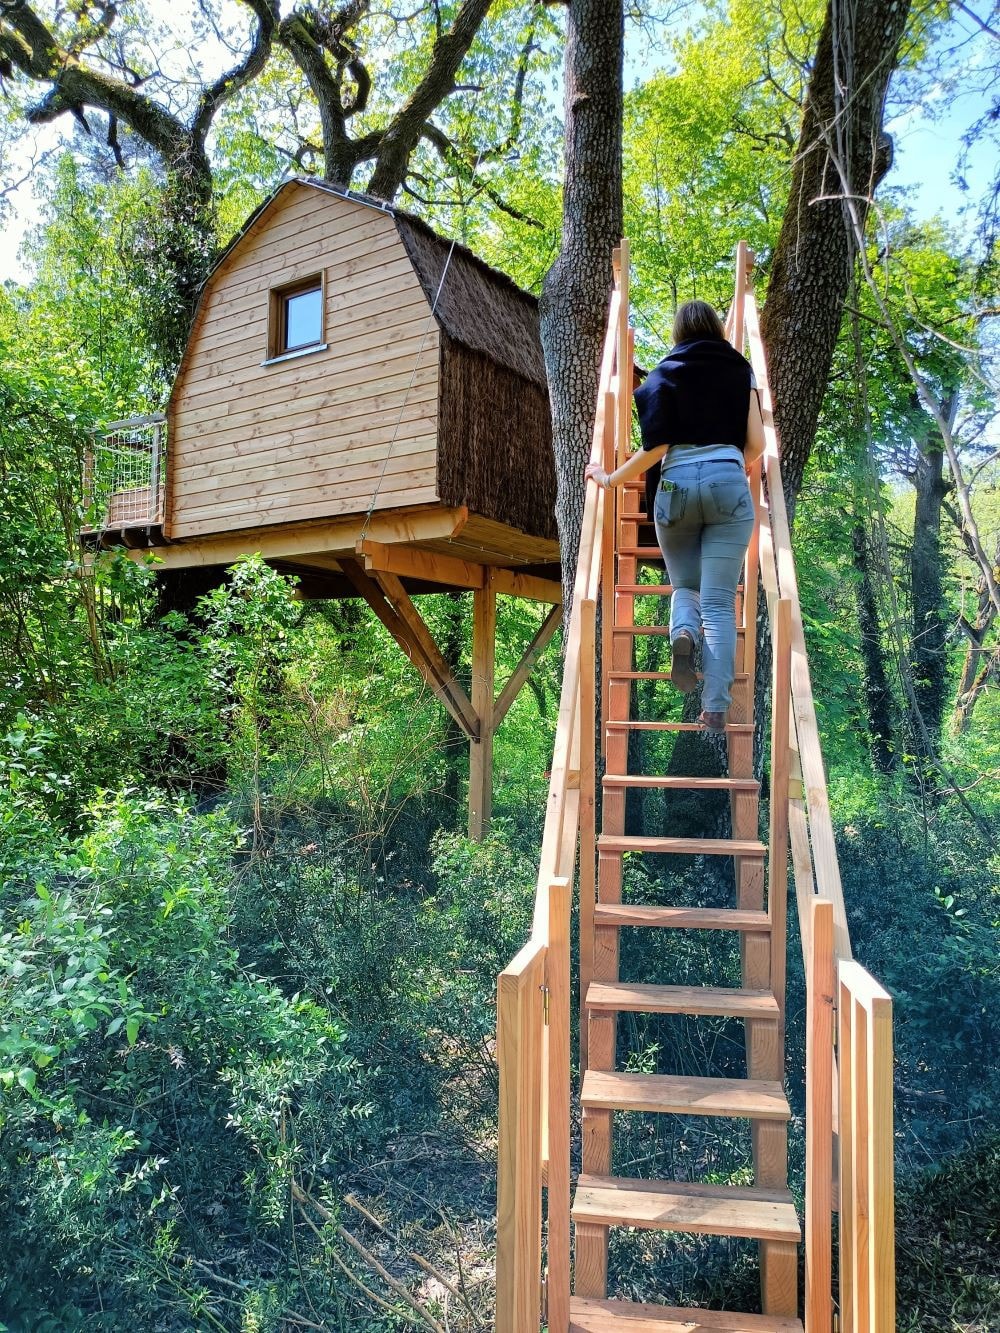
[0,785,371,1328]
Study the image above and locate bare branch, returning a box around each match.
[192,0,279,142]
[954,0,1000,41]
[366,0,493,200]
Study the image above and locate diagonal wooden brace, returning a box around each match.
[341,559,479,740]
[494,603,563,728]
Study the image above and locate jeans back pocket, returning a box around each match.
[707,475,752,521]
[654,481,687,527]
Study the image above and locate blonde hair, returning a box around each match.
[672,300,725,344]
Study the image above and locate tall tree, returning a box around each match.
[760,0,912,510]
[0,0,523,355]
[539,0,624,597]
[850,520,898,774]
[0,0,279,357]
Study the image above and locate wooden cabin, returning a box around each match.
[83,177,564,835]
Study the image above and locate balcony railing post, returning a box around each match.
[82,440,96,528]
[150,420,162,523]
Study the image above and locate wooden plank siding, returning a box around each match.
[167,184,441,541]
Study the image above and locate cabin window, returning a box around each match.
[267,276,325,361]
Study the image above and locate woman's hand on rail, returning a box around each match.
[585,463,611,489]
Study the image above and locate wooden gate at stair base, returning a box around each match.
[495,242,896,1333]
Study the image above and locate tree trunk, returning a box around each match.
[851,522,897,773]
[539,0,624,605]
[760,0,911,513]
[440,592,467,820]
[909,440,949,751]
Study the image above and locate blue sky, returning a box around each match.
[884,31,997,233]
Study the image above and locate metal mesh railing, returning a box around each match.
[82,415,166,531]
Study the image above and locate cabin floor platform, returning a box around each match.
[87,502,563,602]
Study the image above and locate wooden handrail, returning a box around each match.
[744,291,852,965]
[737,270,893,1333]
[496,262,627,1333]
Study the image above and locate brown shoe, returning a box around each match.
[670,631,698,694]
[699,710,727,733]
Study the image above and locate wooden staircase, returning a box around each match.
[568,467,800,1331]
[495,240,895,1333]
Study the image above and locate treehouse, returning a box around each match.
[82,177,564,835]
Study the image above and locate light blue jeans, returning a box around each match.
[653,458,754,713]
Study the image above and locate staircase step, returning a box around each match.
[586,983,779,1020]
[617,546,663,559]
[613,626,672,636]
[607,670,750,683]
[597,834,765,856]
[608,670,687,681]
[605,720,753,734]
[572,1175,801,1243]
[602,775,759,790]
[569,1298,803,1331]
[615,583,744,596]
[612,625,746,639]
[593,904,771,932]
[581,1071,790,1120]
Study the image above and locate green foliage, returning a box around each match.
[823,813,1000,1156]
[895,1132,1000,1333]
[0,788,370,1329]
[18,156,175,408]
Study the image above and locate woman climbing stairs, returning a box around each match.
[495,241,895,1333]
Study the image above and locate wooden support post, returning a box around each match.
[150,420,163,523]
[839,963,895,1333]
[374,569,479,736]
[806,898,835,1333]
[469,582,497,840]
[839,974,857,1333]
[546,876,572,1333]
[848,984,869,1333]
[869,988,895,1333]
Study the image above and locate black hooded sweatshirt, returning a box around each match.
[633,337,753,519]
